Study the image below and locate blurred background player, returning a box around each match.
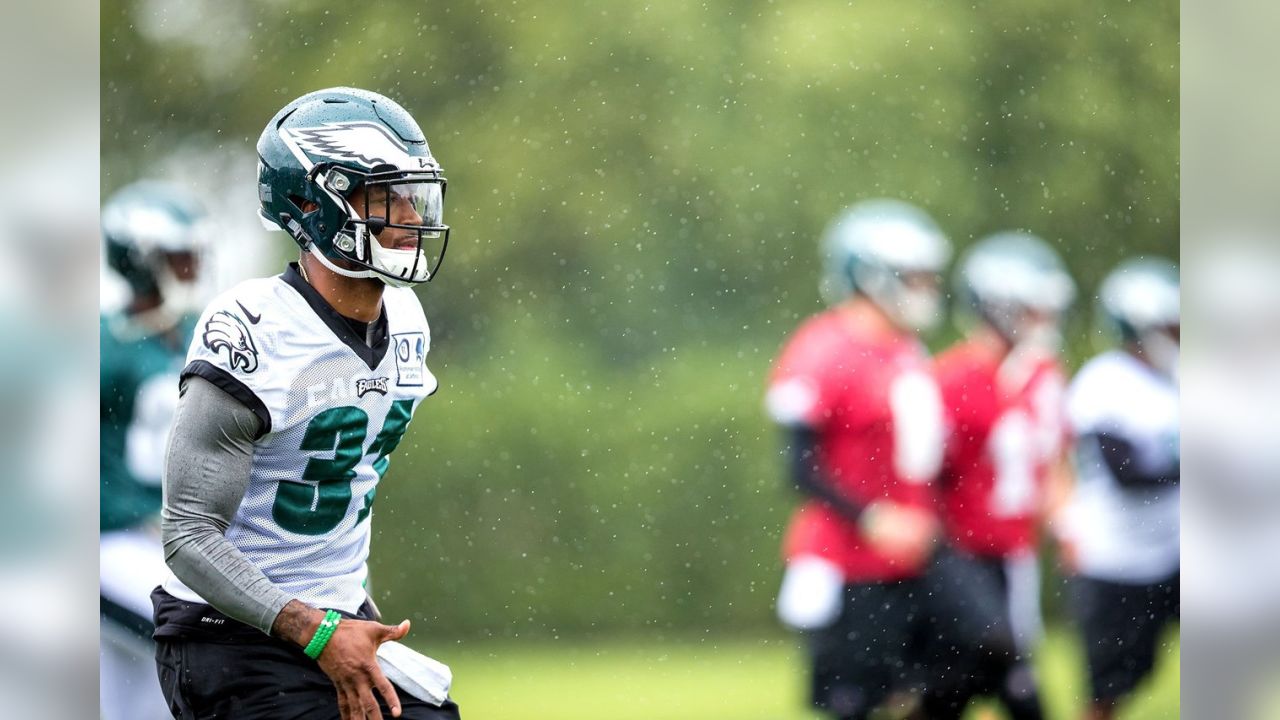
[1057,258,1180,720]
[921,232,1076,720]
[99,181,209,720]
[767,200,949,720]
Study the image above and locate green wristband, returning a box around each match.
[304,610,342,660]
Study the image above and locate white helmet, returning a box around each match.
[1099,257,1180,377]
[956,231,1075,347]
[820,199,952,331]
[102,180,210,327]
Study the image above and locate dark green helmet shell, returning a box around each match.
[256,87,448,282]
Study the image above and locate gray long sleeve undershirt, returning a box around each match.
[160,375,291,635]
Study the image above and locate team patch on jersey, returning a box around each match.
[391,332,427,386]
[202,311,259,373]
[356,377,390,397]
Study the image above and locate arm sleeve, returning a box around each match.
[784,426,865,523]
[160,375,292,635]
[1090,431,1181,489]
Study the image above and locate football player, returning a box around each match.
[921,232,1076,720]
[1057,258,1179,720]
[99,180,209,720]
[151,88,460,720]
[768,199,949,720]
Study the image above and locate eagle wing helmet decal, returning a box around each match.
[203,310,260,373]
[282,121,436,171]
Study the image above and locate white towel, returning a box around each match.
[376,641,452,706]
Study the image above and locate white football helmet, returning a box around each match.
[1099,257,1180,378]
[955,231,1076,349]
[820,199,952,332]
[102,181,210,327]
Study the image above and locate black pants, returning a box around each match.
[155,636,461,720]
[1072,572,1179,705]
[807,578,926,720]
[915,548,1043,720]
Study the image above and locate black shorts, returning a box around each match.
[807,578,926,718]
[1072,573,1179,704]
[152,588,461,720]
[912,548,1021,698]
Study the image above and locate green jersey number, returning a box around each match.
[272,400,414,535]
[359,400,414,524]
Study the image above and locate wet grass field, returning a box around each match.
[432,626,1178,719]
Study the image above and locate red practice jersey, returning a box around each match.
[766,309,945,582]
[933,340,1068,558]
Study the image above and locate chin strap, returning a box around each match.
[310,236,432,289]
[308,243,377,281]
[308,243,425,288]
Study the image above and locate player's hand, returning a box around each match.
[317,617,411,720]
[1054,533,1081,575]
[861,501,938,566]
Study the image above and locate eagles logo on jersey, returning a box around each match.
[202,310,259,373]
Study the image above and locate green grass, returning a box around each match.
[422,627,1178,720]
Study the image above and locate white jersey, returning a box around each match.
[163,264,437,613]
[1063,350,1179,583]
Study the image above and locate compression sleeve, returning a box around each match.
[160,375,292,635]
[1092,431,1181,489]
[785,426,865,523]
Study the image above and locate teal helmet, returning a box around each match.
[955,231,1076,343]
[102,180,209,320]
[820,199,952,331]
[257,87,448,287]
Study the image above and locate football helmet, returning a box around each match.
[1099,257,1180,378]
[955,230,1076,348]
[820,199,952,331]
[102,180,209,324]
[257,87,448,287]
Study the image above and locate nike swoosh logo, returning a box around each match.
[236,300,262,325]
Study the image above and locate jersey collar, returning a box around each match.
[280,263,390,371]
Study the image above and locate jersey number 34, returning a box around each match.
[272,400,413,535]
